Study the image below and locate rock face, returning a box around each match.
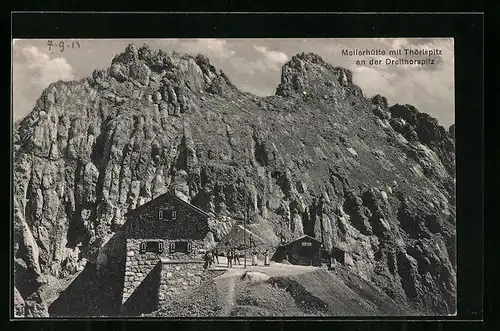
[24,290,49,317]
[14,287,26,317]
[13,46,456,316]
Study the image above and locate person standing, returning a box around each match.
[227,247,233,268]
[251,250,258,266]
[264,249,270,266]
[234,248,241,265]
[203,251,211,269]
[329,253,335,270]
[213,249,219,264]
[203,252,209,270]
[207,250,213,269]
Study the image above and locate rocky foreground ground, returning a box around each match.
[147,257,419,317]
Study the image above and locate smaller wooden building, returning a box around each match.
[272,235,323,267]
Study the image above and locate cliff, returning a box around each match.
[13,44,456,316]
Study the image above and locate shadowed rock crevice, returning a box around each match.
[253,133,269,167]
[174,136,189,171]
[301,209,315,238]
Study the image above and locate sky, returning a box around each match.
[12,38,455,128]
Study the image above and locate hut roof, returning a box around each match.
[284,234,323,247]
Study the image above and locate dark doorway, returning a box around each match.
[297,244,315,265]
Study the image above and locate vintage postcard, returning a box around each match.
[12,38,456,318]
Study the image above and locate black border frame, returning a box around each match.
[8,12,485,331]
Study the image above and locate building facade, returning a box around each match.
[120,192,217,315]
[272,235,323,267]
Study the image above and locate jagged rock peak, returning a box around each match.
[389,103,450,140]
[387,103,455,177]
[371,94,389,108]
[105,43,238,96]
[276,52,357,97]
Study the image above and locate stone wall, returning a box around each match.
[121,238,209,310]
[122,246,159,305]
[122,261,162,316]
[158,260,206,307]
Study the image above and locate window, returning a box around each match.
[301,242,312,247]
[168,241,191,254]
[159,209,176,221]
[140,241,164,254]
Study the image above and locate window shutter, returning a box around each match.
[169,242,176,253]
[172,210,177,220]
[140,242,147,253]
[187,242,192,253]
[158,241,164,253]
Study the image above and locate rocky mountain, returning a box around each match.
[13,44,456,317]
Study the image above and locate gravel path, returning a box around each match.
[217,275,236,316]
[213,256,317,278]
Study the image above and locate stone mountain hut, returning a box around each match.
[119,192,217,315]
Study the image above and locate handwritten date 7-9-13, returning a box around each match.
[47,40,81,53]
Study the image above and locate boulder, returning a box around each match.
[128,61,151,86]
[372,105,391,120]
[153,91,162,103]
[241,271,270,284]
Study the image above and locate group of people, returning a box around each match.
[224,248,241,267]
[203,248,233,269]
[203,247,271,269]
